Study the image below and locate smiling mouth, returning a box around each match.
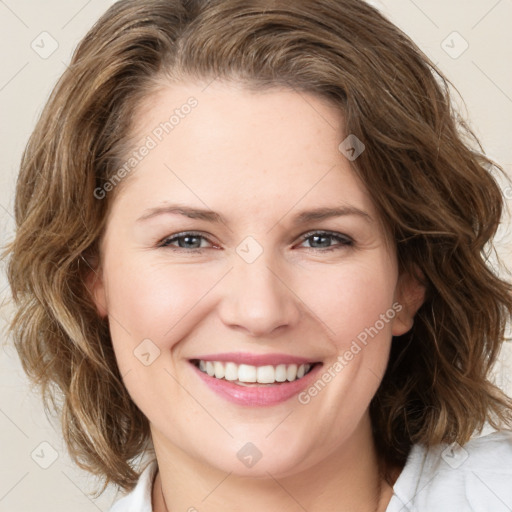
[190,359,319,386]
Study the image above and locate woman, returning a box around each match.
[4,0,512,510]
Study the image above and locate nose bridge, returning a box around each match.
[218,239,300,336]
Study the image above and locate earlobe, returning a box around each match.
[392,267,426,337]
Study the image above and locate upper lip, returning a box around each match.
[190,352,319,366]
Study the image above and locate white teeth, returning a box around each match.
[238,364,257,383]
[196,360,313,384]
[224,362,238,381]
[214,361,225,379]
[286,364,298,381]
[275,364,287,382]
[257,365,275,384]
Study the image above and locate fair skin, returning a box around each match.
[90,80,425,512]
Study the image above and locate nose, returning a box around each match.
[218,250,301,338]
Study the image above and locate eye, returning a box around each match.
[157,230,354,253]
[158,231,214,251]
[298,231,354,251]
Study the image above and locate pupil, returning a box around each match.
[181,236,200,248]
[312,235,329,248]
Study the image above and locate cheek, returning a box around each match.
[104,256,218,366]
[300,259,398,350]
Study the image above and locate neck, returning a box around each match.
[151,416,396,512]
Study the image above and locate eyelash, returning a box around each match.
[157,230,354,253]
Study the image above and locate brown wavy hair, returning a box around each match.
[3,0,512,496]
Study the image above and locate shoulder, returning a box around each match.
[108,459,158,512]
[387,429,512,512]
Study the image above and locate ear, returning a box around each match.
[392,266,426,336]
[81,254,109,318]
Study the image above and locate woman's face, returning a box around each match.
[90,81,423,477]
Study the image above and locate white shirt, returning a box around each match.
[108,430,512,511]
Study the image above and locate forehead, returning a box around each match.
[108,80,379,228]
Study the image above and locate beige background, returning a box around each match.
[0,1,511,511]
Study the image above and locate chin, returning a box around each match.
[191,433,320,479]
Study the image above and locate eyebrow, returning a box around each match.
[136,204,372,225]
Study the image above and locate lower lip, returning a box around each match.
[190,362,323,406]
